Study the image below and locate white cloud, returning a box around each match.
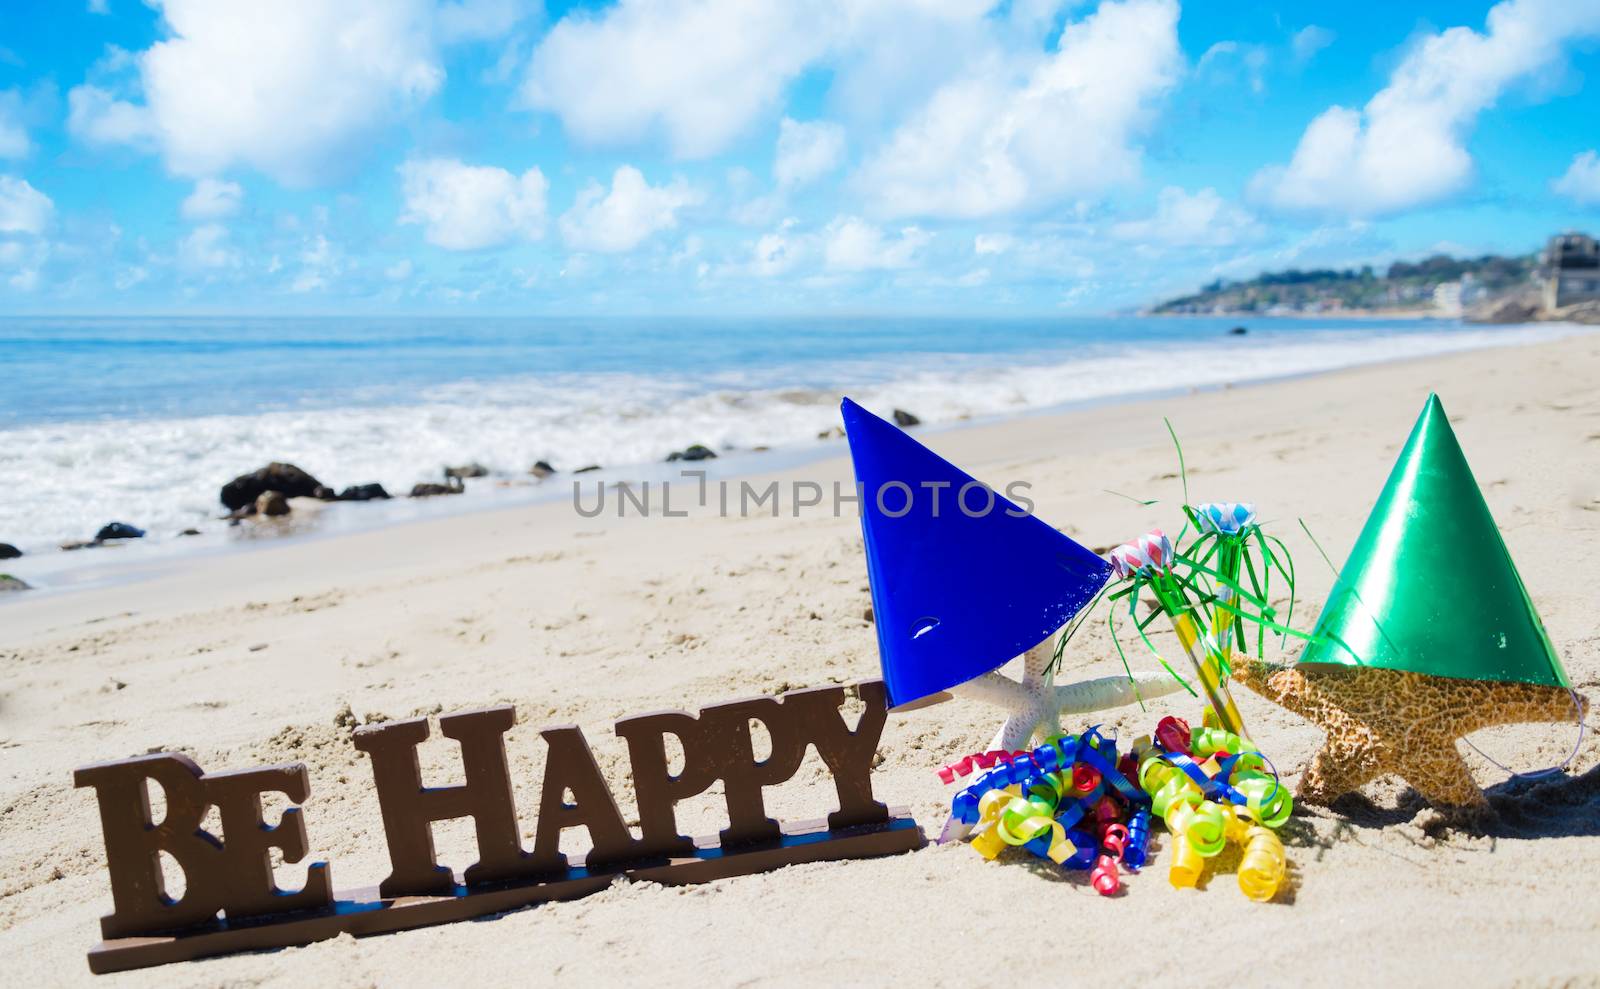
[855,0,1181,218]
[1197,41,1267,94]
[437,0,535,43]
[559,166,701,253]
[88,0,111,12]
[973,233,1015,255]
[671,234,702,266]
[968,230,1097,277]
[399,157,549,250]
[774,118,846,189]
[67,84,155,148]
[0,238,48,291]
[290,234,343,292]
[179,223,237,268]
[746,218,808,276]
[522,0,828,159]
[180,178,243,220]
[68,0,444,185]
[1553,150,1600,205]
[1252,0,1600,217]
[823,216,931,270]
[0,175,53,234]
[0,90,32,158]
[1292,25,1334,62]
[825,0,1017,130]
[385,258,415,280]
[1111,187,1263,247]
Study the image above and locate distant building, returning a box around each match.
[1542,232,1600,309]
[1433,273,1485,315]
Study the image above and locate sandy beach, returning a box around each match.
[5,331,1600,987]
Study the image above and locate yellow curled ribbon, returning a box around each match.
[1237,825,1287,903]
[968,776,1077,865]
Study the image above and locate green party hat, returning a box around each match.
[1299,393,1568,687]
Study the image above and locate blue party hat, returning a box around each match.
[842,398,1110,707]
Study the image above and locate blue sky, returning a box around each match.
[0,0,1598,315]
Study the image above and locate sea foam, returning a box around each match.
[0,319,1584,558]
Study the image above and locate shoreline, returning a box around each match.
[5,332,1600,985]
[1142,308,1443,320]
[3,320,1588,599]
[4,328,1594,640]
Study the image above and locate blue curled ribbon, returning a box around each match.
[951,729,1152,873]
[1161,748,1246,805]
[1027,827,1099,868]
[1123,809,1152,870]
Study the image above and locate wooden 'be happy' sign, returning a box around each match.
[73,679,922,974]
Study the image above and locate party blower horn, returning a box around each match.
[1230,393,1587,810]
[841,398,1186,751]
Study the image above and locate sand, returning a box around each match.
[4,331,1600,987]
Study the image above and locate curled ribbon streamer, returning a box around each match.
[1156,716,1192,754]
[948,729,1150,877]
[1123,809,1152,870]
[1165,799,1229,857]
[937,749,1030,785]
[1132,719,1295,900]
[1169,837,1204,889]
[1027,828,1099,869]
[1237,825,1287,902]
[1139,733,1290,826]
[1091,854,1120,895]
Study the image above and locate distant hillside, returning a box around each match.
[1149,253,1535,316]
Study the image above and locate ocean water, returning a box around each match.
[0,315,1586,568]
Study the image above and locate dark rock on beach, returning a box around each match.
[221,462,331,511]
[530,460,557,479]
[1467,292,1540,324]
[1229,325,1248,335]
[60,539,97,551]
[0,543,20,560]
[337,483,391,502]
[178,528,201,537]
[665,443,718,462]
[255,491,291,517]
[444,463,489,481]
[892,409,920,427]
[409,479,463,498]
[818,426,845,439]
[573,465,602,474]
[0,574,30,592]
[95,522,145,541]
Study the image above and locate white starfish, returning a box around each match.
[932,631,1187,844]
[946,632,1188,751]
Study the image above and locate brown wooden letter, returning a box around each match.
[781,680,891,830]
[613,710,717,859]
[203,764,333,920]
[74,754,227,939]
[699,697,810,847]
[529,725,638,873]
[352,706,531,896]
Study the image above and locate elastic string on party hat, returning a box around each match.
[1298,517,1589,781]
[1461,690,1588,781]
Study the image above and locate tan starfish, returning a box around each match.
[1232,660,1587,812]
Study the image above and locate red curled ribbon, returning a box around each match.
[1155,715,1191,755]
[937,748,1030,784]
